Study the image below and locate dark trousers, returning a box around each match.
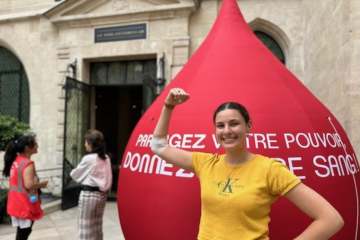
[16,221,34,240]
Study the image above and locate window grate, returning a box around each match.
[0,47,30,123]
[90,59,156,86]
[254,31,285,64]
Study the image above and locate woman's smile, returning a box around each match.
[215,109,249,150]
[222,137,238,143]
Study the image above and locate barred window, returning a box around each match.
[90,59,156,85]
[254,31,285,64]
[0,47,30,123]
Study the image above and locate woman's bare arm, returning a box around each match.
[285,183,344,240]
[23,163,48,190]
[152,88,193,171]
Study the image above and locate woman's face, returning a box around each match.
[30,140,38,154]
[85,141,92,152]
[25,139,38,155]
[215,109,251,151]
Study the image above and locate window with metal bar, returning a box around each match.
[0,47,30,123]
[254,31,285,64]
[90,59,156,86]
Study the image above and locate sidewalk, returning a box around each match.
[0,201,125,240]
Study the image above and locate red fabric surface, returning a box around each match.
[118,0,360,239]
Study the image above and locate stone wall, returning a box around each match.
[0,0,197,173]
[302,0,360,158]
[0,16,61,170]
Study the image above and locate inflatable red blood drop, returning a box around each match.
[118,0,360,239]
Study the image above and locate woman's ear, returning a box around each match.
[247,120,252,132]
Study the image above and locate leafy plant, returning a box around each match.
[0,115,32,151]
[0,188,10,224]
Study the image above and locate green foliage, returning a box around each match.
[0,114,32,151]
[0,188,11,224]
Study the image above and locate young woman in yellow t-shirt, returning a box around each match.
[151,88,344,240]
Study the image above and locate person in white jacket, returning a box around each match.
[70,129,112,240]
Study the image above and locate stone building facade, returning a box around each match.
[0,0,359,198]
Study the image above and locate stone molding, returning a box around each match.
[248,18,290,67]
[44,0,197,29]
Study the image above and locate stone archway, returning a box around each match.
[248,18,291,67]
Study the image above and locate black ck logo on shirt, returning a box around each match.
[218,178,239,193]
[213,178,245,197]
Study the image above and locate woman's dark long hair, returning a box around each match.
[85,130,106,160]
[213,102,250,124]
[3,135,36,177]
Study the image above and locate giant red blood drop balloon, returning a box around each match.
[118,0,360,239]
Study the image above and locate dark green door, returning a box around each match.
[61,77,90,210]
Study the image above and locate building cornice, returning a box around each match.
[0,0,199,27]
[0,1,62,23]
[0,12,42,22]
[47,2,197,29]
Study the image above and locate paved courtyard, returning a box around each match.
[0,201,125,240]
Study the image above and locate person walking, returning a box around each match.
[70,130,112,240]
[3,134,48,240]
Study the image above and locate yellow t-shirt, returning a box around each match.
[192,153,301,240]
